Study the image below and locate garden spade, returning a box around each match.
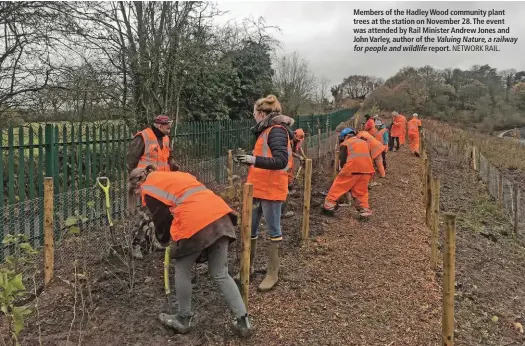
[96,176,121,254]
[164,245,174,314]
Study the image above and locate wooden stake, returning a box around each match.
[497,172,503,208]
[513,183,520,235]
[426,167,433,227]
[44,177,54,286]
[333,149,339,179]
[442,213,456,346]
[471,146,478,171]
[423,157,428,201]
[240,183,253,309]
[317,127,322,160]
[430,177,440,270]
[301,159,313,240]
[227,150,234,200]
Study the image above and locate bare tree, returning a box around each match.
[272,51,316,116]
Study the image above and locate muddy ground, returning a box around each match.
[0,146,470,346]
[428,143,525,346]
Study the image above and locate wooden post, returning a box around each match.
[44,177,54,286]
[423,157,428,201]
[317,127,321,160]
[333,149,339,179]
[240,183,253,309]
[430,177,440,270]
[514,183,520,235]
[442,213,456,346]
[426,167,433,227]
[301,159,313,240]
[497,172,503,208]
[227,150,234,199]
[471,146,478,171]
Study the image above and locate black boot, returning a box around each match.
[233,313,253,337]
[159,313,194,334]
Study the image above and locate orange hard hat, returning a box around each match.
[294,128,305,139]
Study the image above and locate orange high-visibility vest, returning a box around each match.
[375,128,387,143]
[357,131,386,159]
[340,137,374,174]
[135,128,171,171]
[140,171,232,242]
[246,125,293,201]
[408,118,422,134]
[390,116,404,137]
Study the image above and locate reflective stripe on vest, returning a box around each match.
[261,131,292,172]
[137,130,170,169]
[346,140,370,159]
[141,184,207,206]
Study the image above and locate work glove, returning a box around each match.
[234,154,255,165]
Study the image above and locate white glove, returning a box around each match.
[235,154,256,165]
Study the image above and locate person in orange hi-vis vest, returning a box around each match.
[398,112,407,145]
[407,113,422,157]
[389,111,404,151]
[374,120,389,171]
[282,128,307,218]
[321,127,374,218]
[357,130,386,178]
[233,94,294,292]
[128,166,252,336]
[364,114,377,136]
[126,115,181,259]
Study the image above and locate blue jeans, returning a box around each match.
[251,198,283,241]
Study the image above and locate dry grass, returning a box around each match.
[424,119,525,176]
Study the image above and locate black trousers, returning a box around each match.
[382,150,387,170]
[388,136,400,151]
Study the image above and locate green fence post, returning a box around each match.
[215,121,222,183]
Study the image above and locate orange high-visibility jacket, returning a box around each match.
[135,128,171,171]
[357,131,386,159]
[375,128,387,143]
[390,115,405,137]
[340,137,374,174]
[140,171,232,242]
[407,118,422,134]
[246,125,293,201]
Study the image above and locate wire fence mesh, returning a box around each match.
[1,116,349,302]
[424,128,524,235]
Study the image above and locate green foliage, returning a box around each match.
[361,64,525,132]
[64,210,89,235]
[1,234,38,345]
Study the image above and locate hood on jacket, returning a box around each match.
[252,112,295,139]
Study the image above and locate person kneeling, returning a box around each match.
[321,128,374,218]
[128,166,252,336]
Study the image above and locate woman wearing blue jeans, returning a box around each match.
[234,95,294,291]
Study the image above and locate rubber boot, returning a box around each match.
[159,313,194,334]
[258,241,280,291]
[131,245,144,259]
[359,208,373,217]
[234,238,257,281]
[232,313,253,337]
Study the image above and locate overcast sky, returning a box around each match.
[214,1,525,87]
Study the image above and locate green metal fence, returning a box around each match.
[0,108,356,257]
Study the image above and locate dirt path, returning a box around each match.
[13,146,442,346]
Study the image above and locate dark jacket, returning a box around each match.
[251,113,295,170]
[126,125,178,172]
